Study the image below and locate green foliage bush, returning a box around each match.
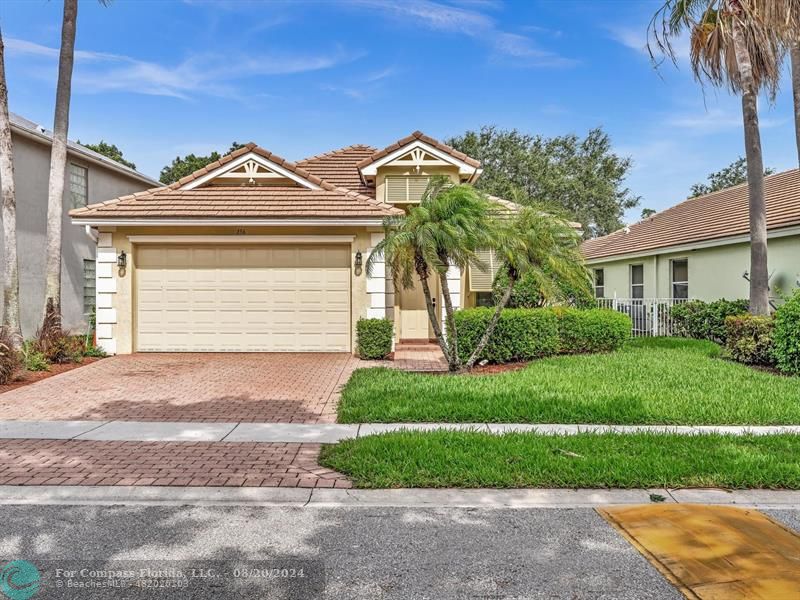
[0,329,21,385]
[554,308,631,354]
[671,299,749,343]
[492,269,594,309]
[356,318,394,360]
[724,315,775,366]
[773,291,800,375]
[452,308,560,364]
[20,341,49,372]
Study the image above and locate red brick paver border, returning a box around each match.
[0,440,351,488]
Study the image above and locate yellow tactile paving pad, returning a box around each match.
[598,504,800,600]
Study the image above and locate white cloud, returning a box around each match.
[348,0,575,68]
[6,37,362,100]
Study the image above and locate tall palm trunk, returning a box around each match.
[462,275,516,372]
[732,18,770,315]
[0,30,21,347]
[792,43,800,166]
[43,0,78,319]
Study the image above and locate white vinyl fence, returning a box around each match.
[596,297,690,337]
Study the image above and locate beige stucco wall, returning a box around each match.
[588,233,800,301]
[97,225,380,354]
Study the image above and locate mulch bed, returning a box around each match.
[0,358,101,394]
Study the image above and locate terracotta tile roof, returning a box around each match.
[356,131,481,170]
[70,142,401,221]
[582,169,800,261]
[297,144,377,197]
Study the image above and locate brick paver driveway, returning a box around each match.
[0,353,363,423]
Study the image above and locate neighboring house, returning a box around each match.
[582,169,800,303]
[70,132,506,355]
[0,113,158,338]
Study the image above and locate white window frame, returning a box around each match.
[593,268,605,298]
[671,258,689,300]
[70,163,89,208]
[630,264,644,300]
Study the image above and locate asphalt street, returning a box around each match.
[0,504,693,599]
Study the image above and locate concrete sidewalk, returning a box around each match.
[1,485,799,508]
[0,420,798,442]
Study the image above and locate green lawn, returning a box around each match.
[338,338,800,425]
[319,431,800,489]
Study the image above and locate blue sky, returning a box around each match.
[1,0,797,222]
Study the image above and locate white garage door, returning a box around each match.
[136,245,351,352]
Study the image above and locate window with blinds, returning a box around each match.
[469,249,501,292]
[385,176,430,203]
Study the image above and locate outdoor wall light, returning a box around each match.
[117,250,127,277]
[354,250,363,276]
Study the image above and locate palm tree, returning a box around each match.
[650,0,782,315]
[43,0,79,321]
[749,1,800,165]
[367,177,497,371]
[462,206,589,371]
[0,28,21,347]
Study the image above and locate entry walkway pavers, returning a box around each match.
[0,420,797,442]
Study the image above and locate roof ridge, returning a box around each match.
[297,144,378,164]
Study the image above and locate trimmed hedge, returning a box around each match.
[453,308,559,364]
[452,307,631,364]
[724,315,775,366]
[773,291,800,375]
[356,318,393,360]
[670,299,749,343]
[554,308,632,354]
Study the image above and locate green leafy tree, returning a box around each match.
[447,126,640,238]
[641,208,657,219]
[159,142,246,184]
[465,207,590,370]
[367,177,497,371]
[690,157,774,197]
[79,140,136,170]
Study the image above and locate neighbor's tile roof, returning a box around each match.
[297,144,377,196]
[582,169,800,261]
[69,142,401,220]
[356,131,481,170]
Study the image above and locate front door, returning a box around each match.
[398,276,439,341]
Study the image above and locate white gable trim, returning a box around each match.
[182,152,321,190]
[359,140,480,179]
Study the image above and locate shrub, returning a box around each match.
[0,329,21,385]
[671,299,749,343]
[773,291,800,375]
[20,341,49,372]
[554,308,631,354]
[356,318,393,360]
[453,307,559,364]
[492,269,594,309]
[724,315,775,366]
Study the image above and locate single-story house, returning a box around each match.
[581,169,800,303]
[0,113,158,337]
[69,132,504,354]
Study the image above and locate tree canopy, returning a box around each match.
[159,142,246,184]
[690,157,775,198]
[446,126,640,238]
[79,140,136,170]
